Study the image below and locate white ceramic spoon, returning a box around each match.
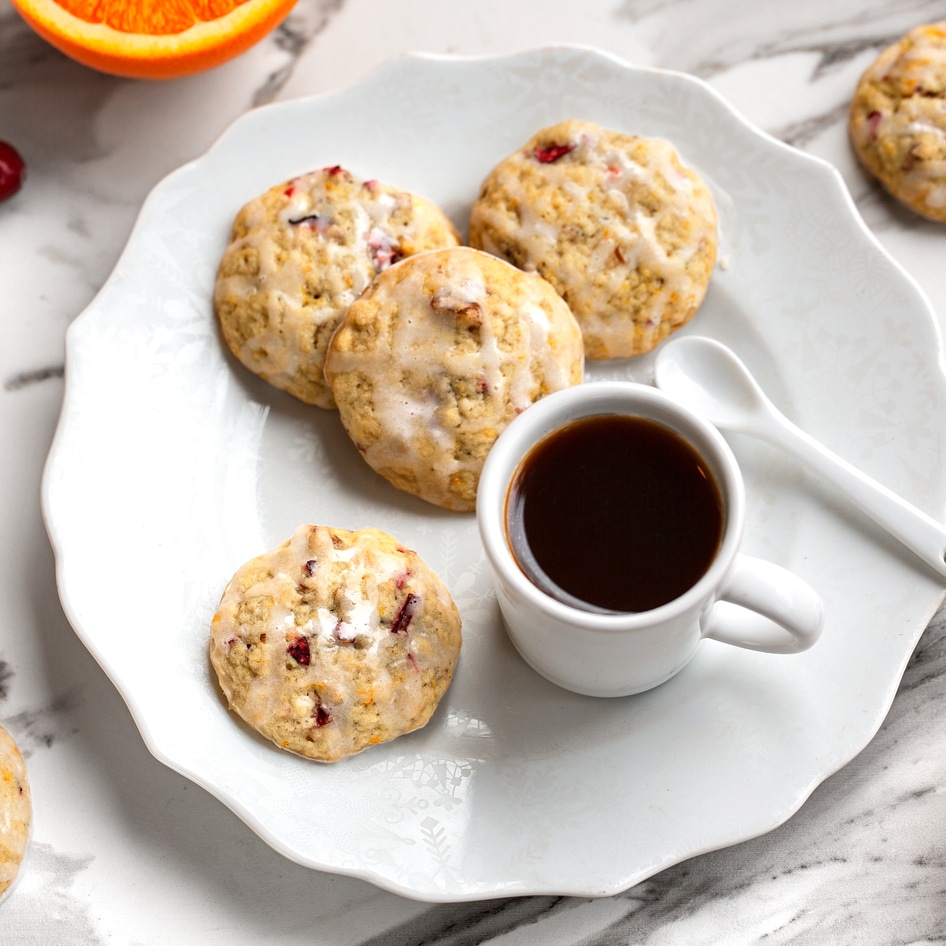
[654,334,946,579]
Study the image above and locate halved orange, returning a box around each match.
[9,0,298,79]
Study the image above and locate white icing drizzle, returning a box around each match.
[221,168,427,400]
[329,248,581,506]
[214,526,445,758]
[473,122,713,355]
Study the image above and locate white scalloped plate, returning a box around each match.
[42,47,946,901]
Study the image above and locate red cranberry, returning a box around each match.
[287,636,311,665]
[390,593,418,634]
[367,230,403,271]
[0,141,25,202]
[533,143,575,164]
[393,569,411,590]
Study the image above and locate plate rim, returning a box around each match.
[40,44,946,902]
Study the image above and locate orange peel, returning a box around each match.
[10,0,298,79]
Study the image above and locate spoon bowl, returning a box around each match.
[654,335,946,579]
[653,335,774,432]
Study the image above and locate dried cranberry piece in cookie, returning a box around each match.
[532,142,575,163]
[367,228,404,270]
[390,593,419,634]
[287,635,311,665]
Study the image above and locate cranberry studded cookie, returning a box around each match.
[210,525,462,762]
[0,725,31,900]
[469,120,718,360]
[214,166,461,408]
[324,246,584,511]
[850,22,946,221]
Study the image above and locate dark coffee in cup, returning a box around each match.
[505,414,724,613]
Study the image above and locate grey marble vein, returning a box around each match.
[617,0,946,77]
[251,0,347,106]
[4,365,64,390]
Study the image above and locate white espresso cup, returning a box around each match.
[476,381,824,697]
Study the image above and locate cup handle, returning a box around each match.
[700,554,824,654]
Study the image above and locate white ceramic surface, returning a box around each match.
[655,334,946,578]
[40,47,946,901]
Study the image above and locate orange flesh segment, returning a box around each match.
[53,0,248,33]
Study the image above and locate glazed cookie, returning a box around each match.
[0,725,31,900]
[210,525,462,762]
[214,166,461,408]
[469,119,718,359]
[324,246,584,511]
[850,22,946,221]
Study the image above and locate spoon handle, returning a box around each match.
[761,411,946,579]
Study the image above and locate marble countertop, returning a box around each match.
[3,0,946,942]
